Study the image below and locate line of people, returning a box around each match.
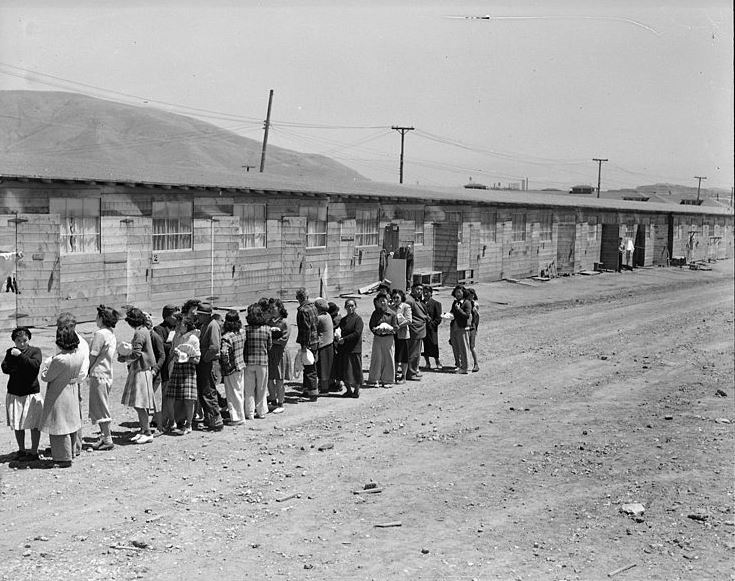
[2,284,481,468]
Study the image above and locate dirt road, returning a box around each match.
[1,263,733,580]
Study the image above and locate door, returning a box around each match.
[556,221,576,275]
[634,224,646,267]
[600,224,620,271]
[653,221,669,266]
[433,222,459,285]
[338,219,356,294]
[280,216,306,298]
[383,223,400,254]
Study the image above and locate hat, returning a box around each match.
[196,302,213,315]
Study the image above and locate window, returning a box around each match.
[480,211,496,243]
[587,217,598,241]
[413,208,425,245]
[152,201,192,251]
[512,212,526,242]
[539,212,552,241]
[234,203,266,248]
[49,198,101,254]
[355,208,379,246]
[446,211,463,243]
[301,205,327,248]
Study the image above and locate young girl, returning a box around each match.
[2,327,43,460]
[267,300,290,414]
[87,305,119,451]
[167,315,200,435]
[220,310,246,426]
[244,304,272,419]
[466,288,480,372]
[390,289,412,383]
[118,307,157,444]
[367,292,398,388]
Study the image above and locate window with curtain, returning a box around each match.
[539,212,552,241]
[355,208,379,246]
[512,212,526,242]
[301,205,327,247]
[480,210,496,244]
[152,201,193,251]
[413,208,425,245]
[234,203,266,248]
[49,197,101,254]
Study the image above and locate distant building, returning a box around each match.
[570,185,595,194]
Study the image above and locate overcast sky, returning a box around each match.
[0,0,732,190]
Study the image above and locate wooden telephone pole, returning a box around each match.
[593,158,608,198]
[391,125,414,184]
[260,89,274,173]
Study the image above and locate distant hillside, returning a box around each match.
[0,90,367,183]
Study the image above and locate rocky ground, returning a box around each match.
[0,261,733,581]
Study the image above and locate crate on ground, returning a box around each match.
[412,271,442,287]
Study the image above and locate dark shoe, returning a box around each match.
[406,375,421,381]
[308,395,318,402]
[472,365,480,372]
[351,390,360,399]
[342,390,353,398]
[92,440,114,451]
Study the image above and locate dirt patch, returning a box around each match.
[1,263,733,580]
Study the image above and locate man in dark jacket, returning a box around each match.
[195,303,224,431]
[152,304,178,430]
[295,287,319,402]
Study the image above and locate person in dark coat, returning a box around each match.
[449,285,472,374]
[334,299,364,398]
[194,303,224,431]
[421,285,443,370]
[152,304,179,431]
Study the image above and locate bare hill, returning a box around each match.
[0,90,367,183]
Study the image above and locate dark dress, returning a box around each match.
[334,312,364,388]
[422,297,442,358]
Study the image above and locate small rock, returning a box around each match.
[687,513,708,522]
[716,389,728,397]
[664,415,673,420]
[303,563,314,570]
[317,443,334,452]
[620,503,645,516]
[715,418,731,424]
[421,548,430,554]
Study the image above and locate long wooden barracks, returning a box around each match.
[1,165,732,330]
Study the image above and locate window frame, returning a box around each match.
[413,208,425,246]
[480,210,496,244]
[301,205,328,248]
[49,197,101,255]
[539,212,552,242]
[355,208,380,247]
[512,212,527,242]
[234,203,267,249]
[152,200,193,252]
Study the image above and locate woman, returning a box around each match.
[327,302,342,392]
[314,298,334,395]
[244,304,272,419]
[267,299,290,414]
[167,315,200,435]
[390,289,412,383]
[220,310,246,425]
[119,307,158,444]
[449,285,472,374]
[39,323,86,468]
[422,285,443,370]
[366,292,398,388]
[335,299,364,398]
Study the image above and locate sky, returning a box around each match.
[0,0,732,191]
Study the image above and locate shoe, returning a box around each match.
[383,383,394,389]
[271,407,285,414]
[341,391,353,398]
[351,390,360,399]
[130,432,143,442]
[472,365,480,373]
[406,375,421,381]
[225,419,245,426]
[18,450,39,461]
[135,434,154,444]
[92,440,114,451]
[308,395,318,402]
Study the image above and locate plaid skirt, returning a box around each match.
[167,360,198,400]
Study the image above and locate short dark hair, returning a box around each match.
[391,289,406,302]
[97,305,120,329]
[246,304,267,326]
[411,281,423,289]
[182,299,201,314]
[223,310,242,333]
[55,325,80,351]
[271,298,288,319]
[162,304,179,319]
[295,287,307,301]
[125,307,147,328]
[11,327,31,341]
[374,292,389,305]
[422,285,433,294]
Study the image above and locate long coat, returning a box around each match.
[424,297,442,346]
[39,348,87,435]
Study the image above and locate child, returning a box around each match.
[167,315,200,435]
[244,304,272,419]
[118,307,157,444]
[87,305,119,451]
[466,288,480,372]
[220,310,246,426]
[2,327,43,460]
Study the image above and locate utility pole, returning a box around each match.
[391,125,414,184]
[592,158,608,198]
[259,89,274,173]
[694,176,707,203]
